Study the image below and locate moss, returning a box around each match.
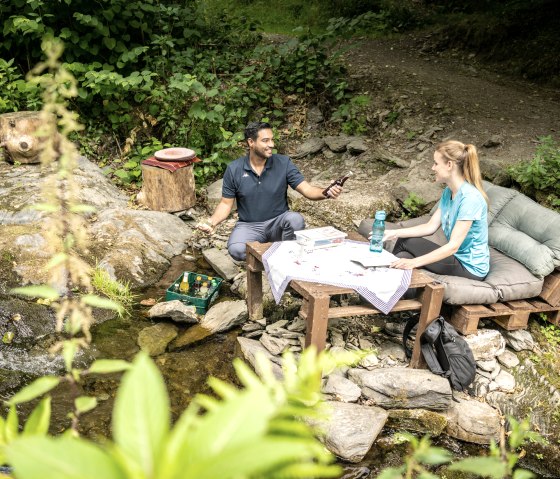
[387,409,448,436]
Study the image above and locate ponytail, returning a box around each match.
[436,141,489,205]
[463,144,489,204]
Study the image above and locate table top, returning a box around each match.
[246,241,434,289]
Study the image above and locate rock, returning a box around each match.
[444,396,501,444]
[497,349,520,369]
[330,329,346,348]
[237,337,283,379]
[287,317,306,332]
[316,401,388,463]
[266,320,289,332]
[370,148,410,168]
[0,111,60,164]
[323,375,362,402]
[387,409,448,436]
[199,300,247,333]
[500,329,535,352]
[476,358,498,372]
[464,329,506,361]
[230,271,275,305]
[377,340,406,362]
[347,138,368,155]
[470,375,491,397]
[147,300,198,323]
[306,105,324,128]
[324,135,351,153]
[137,323,178,356]
[480,157,505,182]
[492,369,516,392]
[242,322,263,333]
[483,135,503,148]
[205,178,236,212]
[260,333,291,355]
[358,353,379,370]
[202,247,240,281]
[348,368,452,410]
[292,138,326,159]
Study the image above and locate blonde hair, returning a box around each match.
[436,140,489,204]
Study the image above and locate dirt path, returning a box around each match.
[342,33,560,164]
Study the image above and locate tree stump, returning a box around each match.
[140,163,196,212]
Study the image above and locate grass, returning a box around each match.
[91,267,136,317]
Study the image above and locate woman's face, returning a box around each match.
[432,151,452,183]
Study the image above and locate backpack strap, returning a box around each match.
[402,315,419,359]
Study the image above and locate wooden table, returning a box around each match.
[246,241,445,368]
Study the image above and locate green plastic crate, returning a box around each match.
[165,272,223,314]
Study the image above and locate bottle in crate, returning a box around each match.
[179,272,190,293]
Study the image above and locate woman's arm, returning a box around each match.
[390,219,472,269]
[383,208,443,241]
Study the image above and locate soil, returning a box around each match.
[274,32,560,226]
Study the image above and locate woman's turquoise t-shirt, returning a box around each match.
[439,182,490,277]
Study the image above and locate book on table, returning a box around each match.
[295,226,347,249]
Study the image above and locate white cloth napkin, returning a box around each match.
[262,240,412,314]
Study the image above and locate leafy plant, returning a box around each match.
[509,136,560,209]
[5,350,343,479]
[331,94,371,135]
[401,192,427,219]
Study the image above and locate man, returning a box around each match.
[196,121,343,261]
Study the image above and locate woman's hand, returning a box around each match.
[383,229,399,241]
[390,257,418,270]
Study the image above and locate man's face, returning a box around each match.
[248,128,274,160]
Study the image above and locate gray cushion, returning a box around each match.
[488,194,560,278]
[424,248,543,305]
[483,181,519,224]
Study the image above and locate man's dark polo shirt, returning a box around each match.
[222,154,305,222]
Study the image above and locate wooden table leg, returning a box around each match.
[246,251,263,321]
[410,282,445,369]
[304,294,330,352]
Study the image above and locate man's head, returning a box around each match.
[244,121,274,160]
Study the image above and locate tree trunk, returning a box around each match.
[140,164,196,212]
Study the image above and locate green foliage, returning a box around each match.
[401,192,427,219]
[5,350,342,479]
[539,323,560,347]
[91,268,135,316]
[0,59,41,112]
[332,94,371,135]
[509,136,560,209]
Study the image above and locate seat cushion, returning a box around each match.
[423,248,543,305]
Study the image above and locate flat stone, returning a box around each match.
[260,333,291,356]
[266,320,289,332]
[137,323,178,356]
[317,401,388,463]
[200,300,247,333]
[292,137,325,159]
[323,375,362,402]
[377,340,406,362]
[500,329,535,352]
[358,353,379,370]
[324,135,351,153]
[497,349,520,369]
[444,396,501,444]
[464,329,506,361]
[387,409,448,436]
[237,337,283,379]
[493,369,516,392]
[348,368,452,410]
[202,247,240,281]
[147,300,198,324]
[287,317,306,332]
[347,138,368,155]
[476,358,498,372]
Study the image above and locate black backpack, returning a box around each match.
[402,315,476,391]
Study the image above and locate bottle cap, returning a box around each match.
[375,210,386,220]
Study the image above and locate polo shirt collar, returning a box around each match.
[242,154,274,172]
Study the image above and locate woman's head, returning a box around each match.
[434,140,488,203]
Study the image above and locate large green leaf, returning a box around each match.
[449,457,508,478]
[22,397,51,436]
[81,294,123,312]
[112,353,170,477]
[10,285,59,300]
[7,376,60,405]
[6,437,126,479]
[87,359,131,374]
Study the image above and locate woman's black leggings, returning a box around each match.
[393,237,485,280]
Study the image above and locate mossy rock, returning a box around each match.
[387,408,448,436]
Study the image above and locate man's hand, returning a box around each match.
[325,184,343,199]
[195,218,215,234]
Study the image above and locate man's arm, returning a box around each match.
[196,197,235,233]
[295,181,342,200]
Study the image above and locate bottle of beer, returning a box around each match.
[322,171,353,198]
[193,275,202,296]
[179,272,190,294]
[199,281,209,297]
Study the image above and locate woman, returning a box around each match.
[386,140,489,280]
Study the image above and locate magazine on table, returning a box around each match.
[350,249,397,269]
